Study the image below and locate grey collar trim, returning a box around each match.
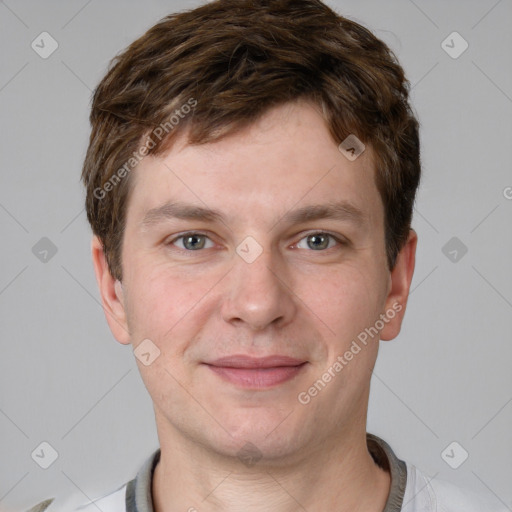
[126,433,407,512]
[126,447,160,512]
[367,433,407,511]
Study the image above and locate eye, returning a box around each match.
[169,232,214,251]
[295,232,344,251]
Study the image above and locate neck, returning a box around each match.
[152,426,390,512]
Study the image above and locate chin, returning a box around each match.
[207,411,310,464]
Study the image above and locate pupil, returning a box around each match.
[309,234,327,250]
[185,235,204,250]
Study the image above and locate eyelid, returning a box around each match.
[293,230,348,249]
[165,230,349,252]
[167,231,216,250]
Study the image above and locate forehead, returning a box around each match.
[126,101,382,230]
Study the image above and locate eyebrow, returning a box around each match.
[280,201,366,228]
[141,201,224,228]
[140,200,366,230]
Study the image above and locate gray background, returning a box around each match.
[1,0,511,510]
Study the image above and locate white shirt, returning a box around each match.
[27,434,508,512]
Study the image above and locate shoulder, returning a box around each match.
[26,447,158,512]
[403,462,508,512]
[25,483,128,512]
[71,482,127,512]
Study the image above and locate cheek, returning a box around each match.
[299,262,385,344]
[125,262,219,346]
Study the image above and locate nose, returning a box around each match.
[220,246,297,332]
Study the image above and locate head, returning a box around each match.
[84,0,420,463]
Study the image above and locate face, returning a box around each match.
[93,100,416,464]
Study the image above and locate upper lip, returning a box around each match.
[205,355,307,369]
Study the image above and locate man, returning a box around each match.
[27,0,506,510]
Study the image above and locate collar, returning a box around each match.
[126,432,407,512]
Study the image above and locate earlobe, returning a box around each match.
[380,229,418,341]
[91,235,131,345]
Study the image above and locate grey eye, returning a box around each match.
[296,233,337,251]
[172,233,213,250]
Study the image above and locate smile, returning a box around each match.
[203,355,308,389]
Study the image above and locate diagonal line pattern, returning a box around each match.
[472,61,512,104]
[200,471,234,503]
[61,470,104,512]
[409,265,438,296]
[411,62,439,91]
[0,0,29,28]
[61,60,92,92]
[471,470,511,510]
[372,372,439,438]
[0,265,28,297]
[0,62,29,92]
[471,0,503,30]
[401,471,439,509]
[61,0,93,29]
[0,202,29,232]
[471,395,512,439]
[407,0,439,29]
[264,471,310,511]
[472,265,512,309]
[469,204,499,233]
[264,409,295,439]
[61,369,132,440]
[60,265,130,335]
[0,471,29,503]
[0,406,29,439]
[413,206,439,234]
[61,207,85,233]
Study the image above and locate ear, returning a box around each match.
[91,235,131,345]
[380,229,418,341]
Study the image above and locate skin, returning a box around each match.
[92,99,417,512]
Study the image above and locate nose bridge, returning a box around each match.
[221,244,295,330]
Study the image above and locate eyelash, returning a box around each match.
[166,231,348,253]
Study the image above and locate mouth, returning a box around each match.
[203,355,308,389]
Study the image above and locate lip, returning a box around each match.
[207,355,307,368]
[204,355,308,389]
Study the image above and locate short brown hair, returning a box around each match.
[82,0,421,281]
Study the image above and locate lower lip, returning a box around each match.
[206,363,307,389]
